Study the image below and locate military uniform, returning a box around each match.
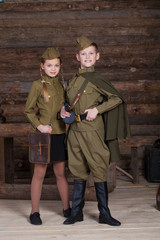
[25,48,67,162]
[25,75,65,134]
[63,35,130,226]
[67,67,122,182]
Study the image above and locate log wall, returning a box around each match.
[0,0,160,182]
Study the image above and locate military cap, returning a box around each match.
[76,35,93,51]
[41,47,60,60]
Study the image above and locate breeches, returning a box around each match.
[67,129,110,182]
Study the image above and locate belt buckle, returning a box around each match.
[75,114,81,122]
[57,112,61,120]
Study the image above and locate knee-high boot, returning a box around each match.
[63,180,86,225]
[95,182,121,226]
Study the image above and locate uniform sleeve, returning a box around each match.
[95,87,122,114]
[24,82,42,129]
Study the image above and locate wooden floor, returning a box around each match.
[0,176,160,240]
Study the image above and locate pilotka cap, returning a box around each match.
[41,47,60,60]
[76,35,93,51]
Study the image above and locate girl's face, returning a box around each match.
[76,45,100,69]
[41,58,60,78]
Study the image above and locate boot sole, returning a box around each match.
[63,216,83,225]
[99,219,121,226]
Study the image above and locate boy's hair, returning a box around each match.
[77,42,99,53]
[91,42,98,52]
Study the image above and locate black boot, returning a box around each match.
[63,180,86,225]
[95,182,121,226]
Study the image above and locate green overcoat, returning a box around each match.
[79,71,131,162]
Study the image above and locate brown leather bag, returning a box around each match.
[29,132,51,164]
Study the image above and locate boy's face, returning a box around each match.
[41,58,60,78]
[76,45,100,69]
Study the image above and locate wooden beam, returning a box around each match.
[0,123,160,138]
[0,181,115,200]
[2,1,160,12]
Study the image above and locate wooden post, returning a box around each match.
[4,138,14,184]
[131,147,139,184]
[0,138,5,182]
[156,185,160,211]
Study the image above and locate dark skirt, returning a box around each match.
[50,134,68,162]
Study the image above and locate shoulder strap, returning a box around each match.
[69,76,88,110]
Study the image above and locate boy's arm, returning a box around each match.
[96,88,122,114]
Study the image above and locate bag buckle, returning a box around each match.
[75,114,81,122]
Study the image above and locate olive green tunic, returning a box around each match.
[24,75,66,134]
[67,67,123,182]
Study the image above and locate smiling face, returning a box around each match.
[41,58,61,78]
[76,45,100,69]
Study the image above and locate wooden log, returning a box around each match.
[130,125,160,136]
[127,104,160,115]
[0,93,28,104]
[1,104,25,116]
[1,80,160,92]
[118,136,158,148]
[4,116,28,123]
[1,92,160,105]
[0,178,115,200]
[129,115,160,125]
[1,1,160,12]
[1,90,160,105]
[1,123,159,140]
[1,103,160,117]
[0,67,159,82]
[1,15,160,30]
[0,56,159,74]
[0,46,159,67]
[0,26,160,49]
[0,123,33,137]
[1,11,160,31]
[5,115,159,125]
[1,79,160,105]
[0,123,159,145]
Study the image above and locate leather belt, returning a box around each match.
[75,112,87,122]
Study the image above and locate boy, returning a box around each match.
[61,35,130,226]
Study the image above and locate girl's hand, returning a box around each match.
[37,124,52,133]
[60,106,71,118]
[84,107,98,121]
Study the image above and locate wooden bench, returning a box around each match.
[0,123,157,185]
[0,123,33,184]
[118,137,156,184]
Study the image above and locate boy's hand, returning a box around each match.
[60,106,71,118]
[37,124,52,133]
[84,107,98,121]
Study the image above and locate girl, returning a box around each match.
[25,47,71,225]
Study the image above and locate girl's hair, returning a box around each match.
[40,57,65,102]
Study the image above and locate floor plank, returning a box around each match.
[0,177,159,240]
